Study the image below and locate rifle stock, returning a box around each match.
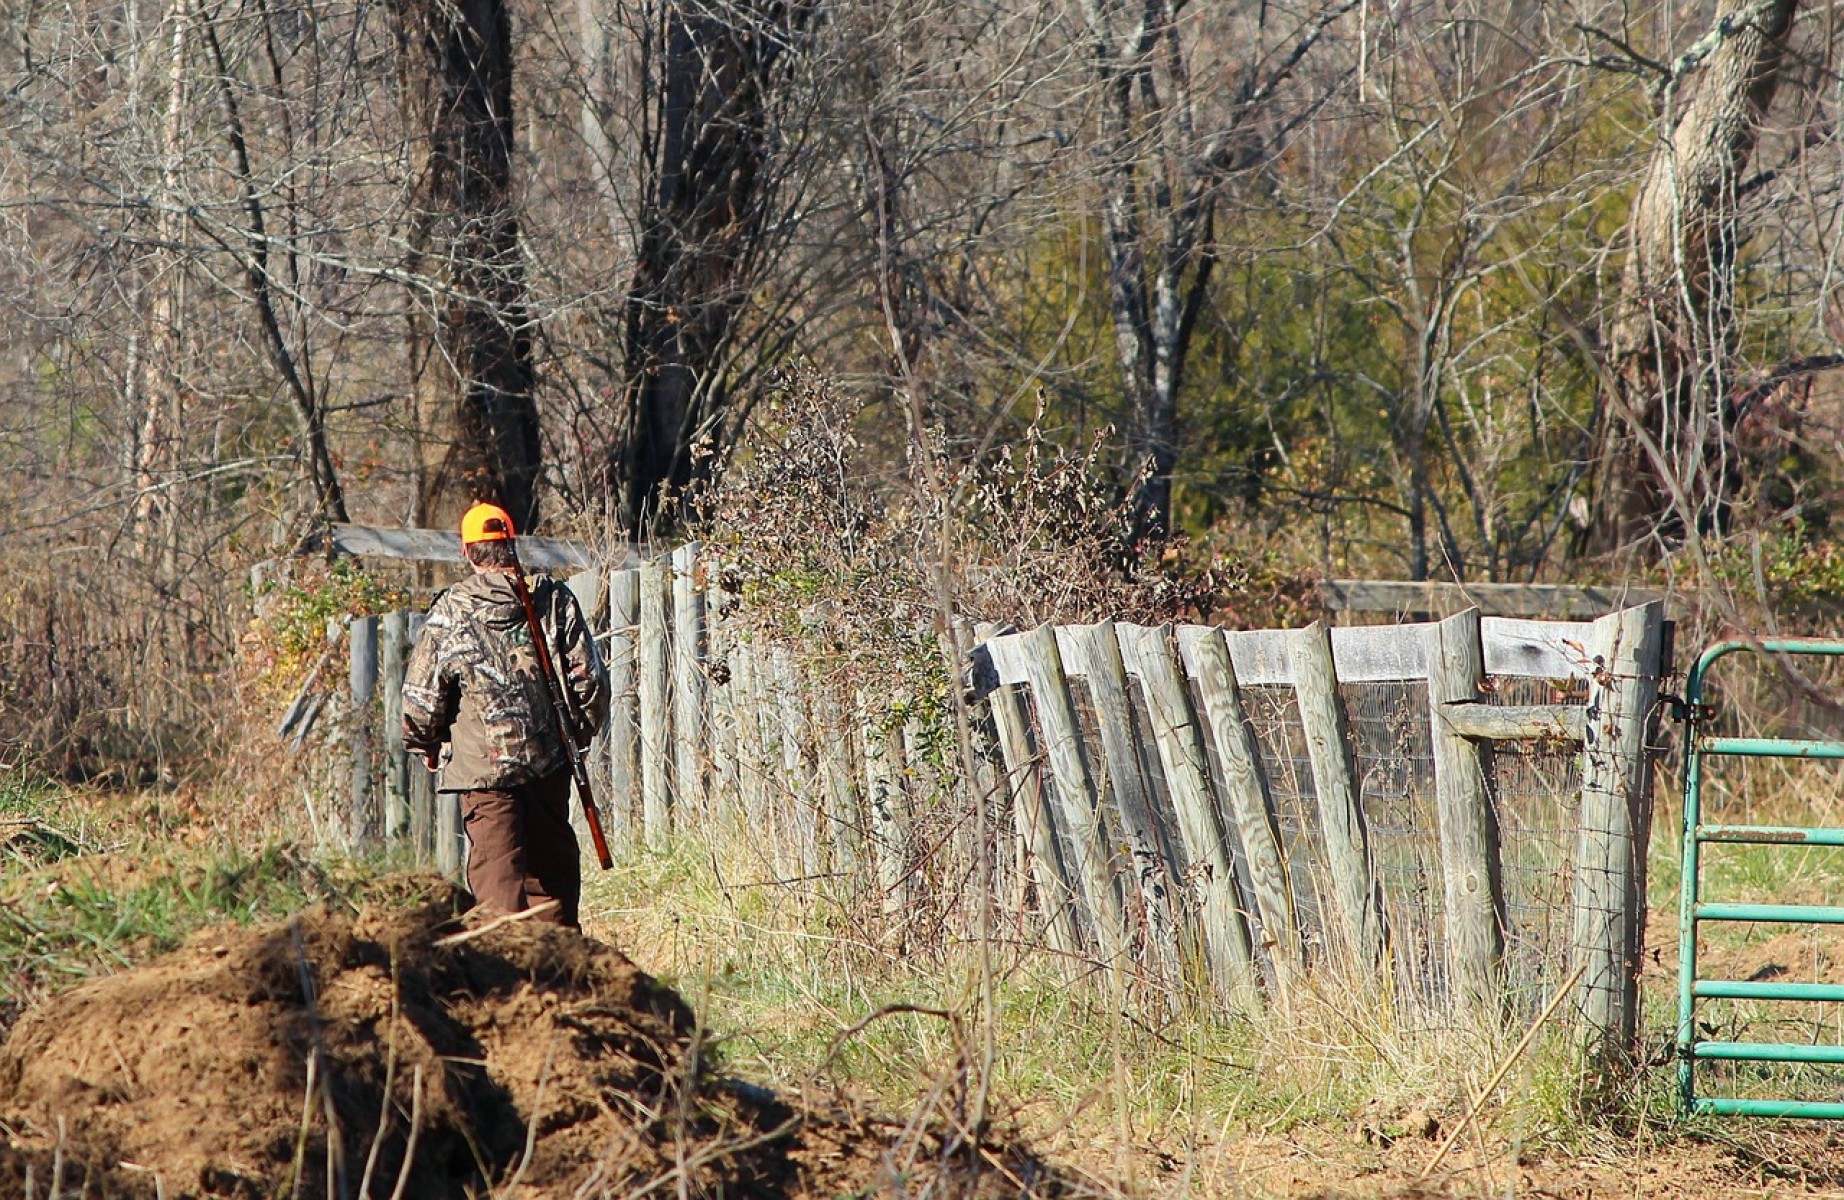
[505,545,614,871]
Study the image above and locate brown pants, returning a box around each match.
[459,770,581,930]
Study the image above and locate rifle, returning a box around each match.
[501,534,615,871]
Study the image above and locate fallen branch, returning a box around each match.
[1416,961,1591,1182]
[433,901,561,947]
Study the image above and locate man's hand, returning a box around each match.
[423,748,441,772]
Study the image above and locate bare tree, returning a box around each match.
[1588,0,1805,555]
[397,0,542,531]
[1298,6,1613,580]
[609,0,806,535]
[1069,0,1356,538]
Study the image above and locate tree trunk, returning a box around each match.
[131,0,192,578]
[1588,0,1799,555]
[614,0,789,537]
[397,0,540,534]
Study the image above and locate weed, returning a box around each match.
[0,776,407,1034]
[580,824,1595,1164]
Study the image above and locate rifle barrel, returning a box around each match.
[505,549,614,871]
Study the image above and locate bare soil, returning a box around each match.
[1145,1122,1844,1197]
[0,883,1056,1199]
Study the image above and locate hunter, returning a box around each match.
[402,502,608,930]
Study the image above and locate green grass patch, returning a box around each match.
[0,841,368,1018]
[0,774,428,1029]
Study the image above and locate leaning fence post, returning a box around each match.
[977,623,1082,967]
[379,611,411,842]
[638,557,673,848]
[1425,607,1504,1016]
[1124,624,1259,1008]
[671,543,707,824]
[1291,620,1385,969]
[348,615,379,850]
[1019,624,1126,977]
[606,568,641,847]
[1186,628,1301,985]
[1082,620,1184,991]
[1571,601,1665,1065]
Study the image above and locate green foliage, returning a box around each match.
[1704,524,1844,608]
[0,836,382,1022]
[242,559,409,701]
[258,559,408,659]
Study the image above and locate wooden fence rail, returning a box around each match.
[332,546,1666,1061]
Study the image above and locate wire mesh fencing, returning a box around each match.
[341,544,1668,1057]
[657,578,1667,1053]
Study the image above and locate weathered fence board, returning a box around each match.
[1020,624,1126,974]
[1442,703,1585,742]
[1082,621,1185,989]
[1291,621,1385,968]
[406,613,432,857]
[1183,628,1301,982]
[435,786,462,879]
[638,559,672,848]
[321,522,604,571]
[706,585,740,823]
[772,648,819,877]
[1323,579,1670,619]
[859,690,911,921]
[1425,609,1503,1013]
[349,615,378,849]
[731,641,769,826]
[978,621,1082,967]
[1571,600,1665,1061]
[1122,623,1259,1007]
[813,679,860,878]
[1479,616,1597,680]
[380,612,411,842]
[606,570,641,843]
[671,544,706,823]
[978,616,1600,696]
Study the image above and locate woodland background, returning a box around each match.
[3,0,1842,775]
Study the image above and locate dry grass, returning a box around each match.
[576,816,1620,1193]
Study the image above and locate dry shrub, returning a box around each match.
[689,367,1315,971]
[703,365,1269,669]
[0,553,239,782]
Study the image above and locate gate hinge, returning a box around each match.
[1661,694,1717,724]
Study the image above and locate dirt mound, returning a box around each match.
[0,885,1056,1199]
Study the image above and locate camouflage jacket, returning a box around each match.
[402,571,608,792]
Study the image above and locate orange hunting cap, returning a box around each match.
[460,502,516,545]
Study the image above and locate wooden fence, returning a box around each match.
[330,546,1668,1059]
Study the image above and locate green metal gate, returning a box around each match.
[1678,638,1844,1119]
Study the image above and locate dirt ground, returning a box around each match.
[0,882,1054,1199]
[1134,1121,1844,1198]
